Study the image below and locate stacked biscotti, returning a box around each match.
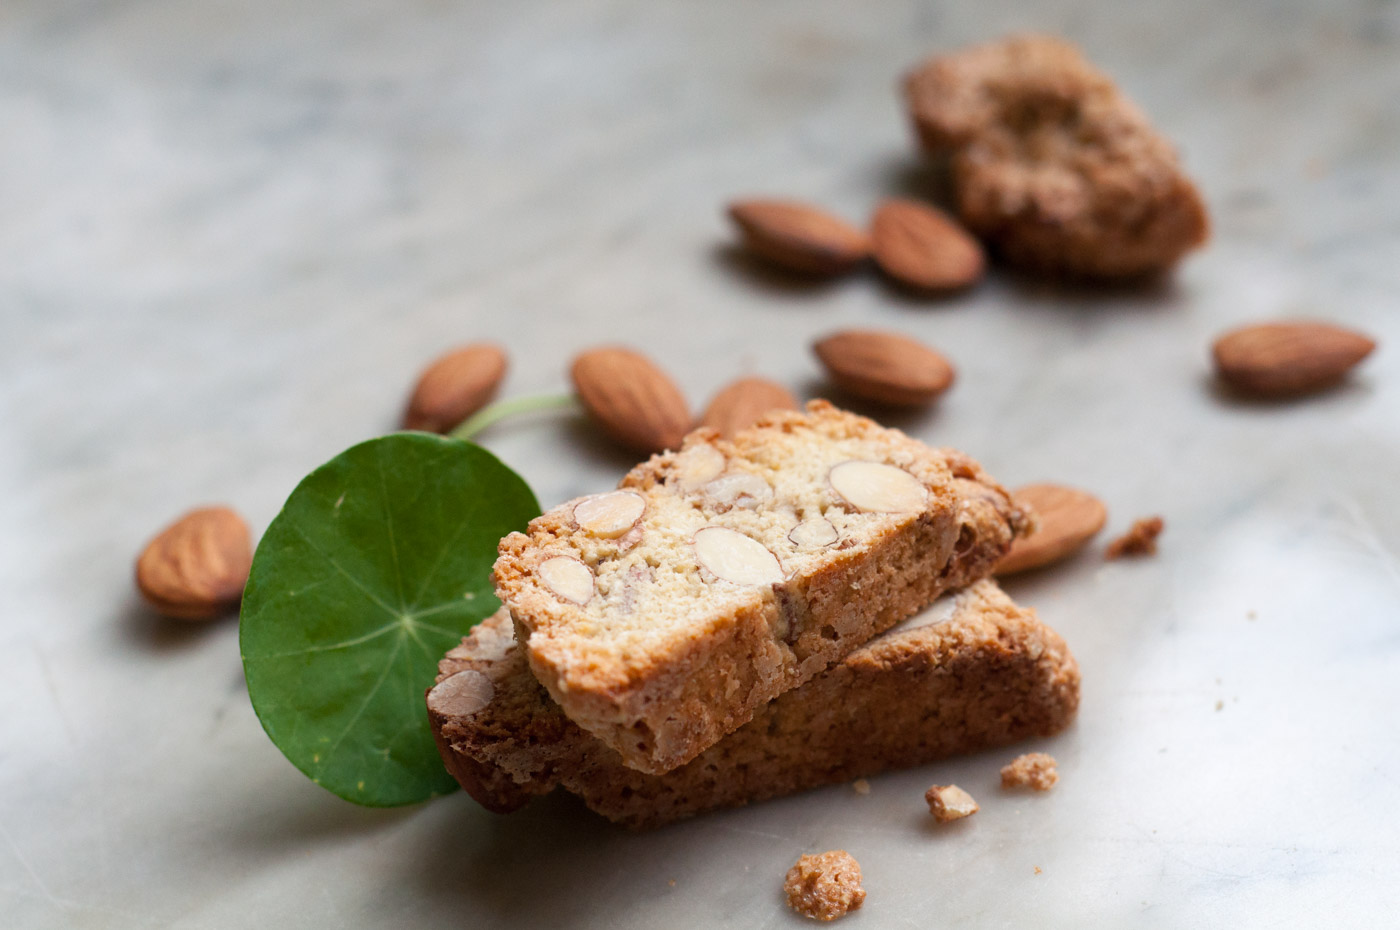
[429,401,1080,826]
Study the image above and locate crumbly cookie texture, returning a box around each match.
[1105,515,1164,559]
[428,580,1080,828]
[926,784,980,822]
[904,34,1209,279]
[784,850,865,922]
[1001,751,1059,791]
[493,400,1027,775]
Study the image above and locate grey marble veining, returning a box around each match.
[3,0,1399,926]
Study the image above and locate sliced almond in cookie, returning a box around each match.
[727,200,870,276]
[672,443,727,490]
[829,461,929,513]
[426,669,495,717]
[788,517,839,548]
[537,556,595,605]
[996,483,1107,575]
[573,491,646,538]
[693,527,784,586]
[702,473,774,511]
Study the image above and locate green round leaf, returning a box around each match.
[240,433,540,806]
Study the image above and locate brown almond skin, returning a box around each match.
[813,329,956,406]
[727,199,870,276]
[996,484,1108,575]
[402,343,508,433]
[870,198,985,292]
[701,377,799,440]
[571,347,692,454]
[135,507,253,620]
[1212,321,1376,396]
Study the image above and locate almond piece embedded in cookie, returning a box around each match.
[426,669,495,718]
[701,377,799,439]
[701,472,774,511]
[727,200,870,276]
[573,491,646,538]
[788,518,839,548]
[996,483,1107,575]
[813,329,956,407]
[829,461,929,514]
[871,198,985,292]
[1211,321,1376,397]
[537,557,594,605]
[693,527,784,586]
[671,443,727,491]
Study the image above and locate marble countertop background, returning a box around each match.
[4,0,1399,926]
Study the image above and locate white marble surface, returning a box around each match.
[4,0,1399,926]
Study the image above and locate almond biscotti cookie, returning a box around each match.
[492,401,1027,774]
[428,580,1079,828]
[904,34,1209,279]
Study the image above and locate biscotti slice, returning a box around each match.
[903,34,1209,279]
[492,400,1027,774]
[428,579,1079,828]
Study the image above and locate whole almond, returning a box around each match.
[727,199,870,276]
[135,507,253,620]
[402,343,508,433]
[813,329,955,406]
[1212,321,1376,396]
[870,198,985,292]
[701,377,799,439]
[996,484,1108,575]
[571,347,692,454]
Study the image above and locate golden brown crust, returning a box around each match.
[493,401,1027,774]
[904,34,1208,279]
[429,579,1080,828]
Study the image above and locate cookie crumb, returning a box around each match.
[925,784,979,822]
[1001,752,1058,791]
[851,779,871,796]
[783,850,866,921]
[1105,516,1164,559]
[1215,700,1224,712]
[1034,866,1043,875]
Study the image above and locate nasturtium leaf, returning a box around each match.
[239,433,539,806]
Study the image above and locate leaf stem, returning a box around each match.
[449,393,579,442]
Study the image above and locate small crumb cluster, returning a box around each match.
[1001,752,1059,791]
[784,850,866,921]
[925,783,979,822]
[1105,516,1165,559]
